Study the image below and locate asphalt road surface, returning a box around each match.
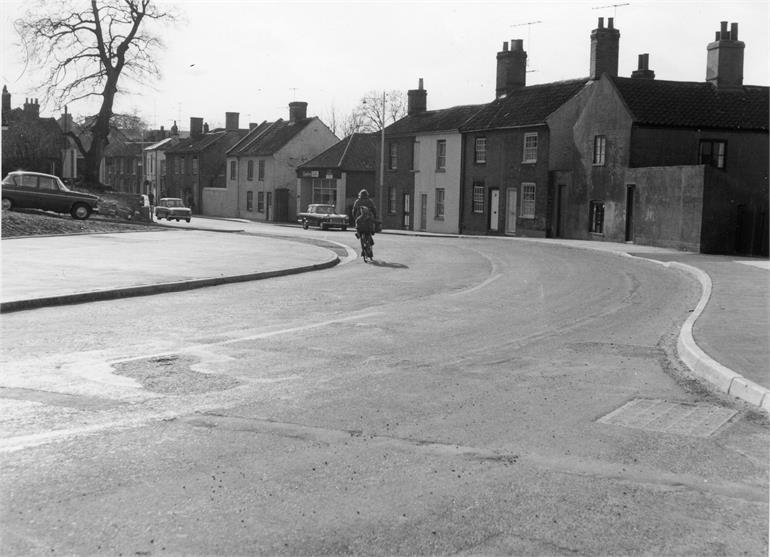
[1,229,767,556]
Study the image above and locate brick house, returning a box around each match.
[459,72,588,236]
[1,88,64,177]
[296,132,379,220]
[218,102,338,222]
[164,113,248,213]
[548,20,768,255]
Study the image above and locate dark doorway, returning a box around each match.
[625,184,635,242]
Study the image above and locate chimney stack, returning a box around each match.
[407,78,427,115]
[171,120,179,136]
[2,85,10,115]
[590,17,620,80]
[496,39,527,98]
[289,101,308,122]
[190,117,203,138]
[225,112,240,131]
[631,53,655,79]
[23,97,40,117]
[706,21,744,88]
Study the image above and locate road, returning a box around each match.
[1,225,768,556]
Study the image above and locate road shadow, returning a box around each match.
[369,260,409,269]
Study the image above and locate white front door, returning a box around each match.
[506,188,517,235]
[489,189,500,232]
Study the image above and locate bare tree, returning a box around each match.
[357,90,407,132]
[15,0,175,186]
[339,110,369,138]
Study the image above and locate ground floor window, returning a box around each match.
[388,186,397,214]
[257,191,264,212]
[246,191,253,211]
[472,182,485,213]
[435,188,445,220]
[520,183,536,218]
[589,200,605,234]
[311,178,336,204]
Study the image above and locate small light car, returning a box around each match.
[298,204,348,230]
[155,197,192,222]
[1,170,100,220]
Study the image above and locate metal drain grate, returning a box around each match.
[598,398,737,437]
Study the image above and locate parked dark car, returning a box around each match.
[297,204,348,230]
[155,197,191,222]
[1,170,100,220]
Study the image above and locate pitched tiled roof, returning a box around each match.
[165,130,237,155]
[461,79,590,132]
[385,104,486,136]
[610,76,769,131]
[228,118,315,156]
[298,132,378,171]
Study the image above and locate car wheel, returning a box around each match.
[2,198,12,211]
[320,223,328,231]
[70,203,91,220]
[302,219,309,230]
[186,218,191,223]
[166,216,172,221]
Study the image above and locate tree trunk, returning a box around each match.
[83,76,119,186]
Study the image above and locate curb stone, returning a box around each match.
[0,255,340,313]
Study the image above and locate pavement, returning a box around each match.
[1,218,768,411]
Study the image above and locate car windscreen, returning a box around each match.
[314,206,333,214]
[165,199,185,207]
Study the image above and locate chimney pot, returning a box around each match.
[502,41,509,52]
[598,17,604,29]
[730,22,738,40]
[608,17,614,29]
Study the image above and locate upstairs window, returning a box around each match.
[192,156,198,175]
[160,159,166,176]
[411,140,419,171]
[246,191,253,211]
[257,191,264,212]
[699,140,726,169]
[388,143,398,170]
[247,160,254,181]
[593,135,606,166]
[520,183,536,218]
[229,160,237,180]
[436,140,446,171]
[258,160,265,181]
[523,132,538,163]
[474,137,487,164]
[589,201,605,234]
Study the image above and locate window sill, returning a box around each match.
[521,160,537,165]
[435,168,446,173]
[474,161,486,165]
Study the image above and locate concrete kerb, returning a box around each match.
[664,261,770,411]
[0,255,340,314]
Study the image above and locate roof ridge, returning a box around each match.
[337,133,356,167]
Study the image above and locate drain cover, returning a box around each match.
[598,398,737,437]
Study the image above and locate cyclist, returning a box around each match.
[355,206,376,261]
[352,189,377,221]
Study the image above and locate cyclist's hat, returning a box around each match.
[358,189,369,198]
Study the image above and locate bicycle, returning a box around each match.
[359,230,374,262]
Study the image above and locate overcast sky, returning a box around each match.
[1,0,767,133]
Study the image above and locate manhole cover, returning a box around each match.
[598,398,737,437]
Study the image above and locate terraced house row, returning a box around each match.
[370,18,768,256]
